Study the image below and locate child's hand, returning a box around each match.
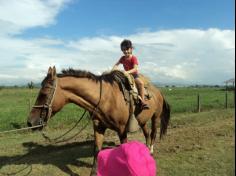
[124,71,130,77]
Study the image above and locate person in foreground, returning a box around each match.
[112,39,149,109]
[97,140,157,176]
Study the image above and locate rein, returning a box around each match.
[41,78,103,143]
[41,109,89,143]
[92,78,103,114]
[0,77,103,144]
[0,79,58,135]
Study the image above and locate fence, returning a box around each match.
[196,91,234,112]
[0,87,235,131]
[161,87,235,113]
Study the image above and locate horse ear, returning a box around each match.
[52,66,56,78]
[48,66,52,74]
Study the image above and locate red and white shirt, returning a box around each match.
[119,55,139,74]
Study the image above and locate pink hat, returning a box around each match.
[97,141,156,176]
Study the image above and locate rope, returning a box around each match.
[0,125,44,135]
[40,109,88,143]
[53,119,90,144]
[0,75,102,141]
[40,78,103,144]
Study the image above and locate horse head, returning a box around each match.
[27,66,57,130]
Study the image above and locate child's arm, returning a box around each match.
[112,61,120,70]
[126,64,138,74]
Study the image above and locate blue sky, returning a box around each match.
[22,0,234,39]
[0,0,235,85]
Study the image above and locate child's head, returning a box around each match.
[120,39,133,50]
[120,39,133,56]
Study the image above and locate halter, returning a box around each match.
[32,78,58,126]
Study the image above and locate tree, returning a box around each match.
[28,81,34,89]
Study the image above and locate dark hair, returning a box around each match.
[120,39,133,51]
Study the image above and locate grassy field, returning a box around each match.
[0,87,235,175]
[0,109,234,176]
[160,87,235,113]
[158,109,234,176]
[0,87,234,130]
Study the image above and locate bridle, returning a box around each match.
[32,77,58,126]
[31,75,103,128]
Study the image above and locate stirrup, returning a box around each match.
[141,102,149,110]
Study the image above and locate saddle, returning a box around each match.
[103,70,152,132]
[108,70,152,106]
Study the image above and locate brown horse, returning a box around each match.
[27,66,170,175]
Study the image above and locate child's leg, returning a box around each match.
[134,78,145,102]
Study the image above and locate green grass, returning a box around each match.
[157,109,235,176]
[160,87,234,113]
[0,88,88,131]
[0,109,234,176]
[0,87,234,175]
[0,87,234,131]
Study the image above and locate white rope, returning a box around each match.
[0,125,43,134]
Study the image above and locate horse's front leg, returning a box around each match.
[118,125,128,144]
[90,119,106,176]
[119,132,128,143]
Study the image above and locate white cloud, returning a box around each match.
[0,28,235,85]
[0,1,234,85]
[0,0,71,35]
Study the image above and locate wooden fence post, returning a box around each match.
[197,93,201,112]
[225,91,228,109]
[29,99,31,113]
[28,87,32,113]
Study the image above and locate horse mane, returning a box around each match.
[56,68,127,84]
[57,68,101,81]
[55,68,150,85]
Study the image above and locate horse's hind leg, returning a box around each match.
[140,123,151,148]
[150,112,161,154]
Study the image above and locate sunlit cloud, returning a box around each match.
[0,0,71,35]
[0,28,234,85]
[0,1,234,85]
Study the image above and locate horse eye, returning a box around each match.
[35,93,47,104]
[40,86,51,94]
[39,89,47,95]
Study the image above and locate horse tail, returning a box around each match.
[160,97,171,139]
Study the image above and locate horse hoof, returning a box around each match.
[90,171,97,176]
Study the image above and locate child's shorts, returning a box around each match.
[131,73,139,79]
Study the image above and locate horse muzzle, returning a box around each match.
[27,118,44,131]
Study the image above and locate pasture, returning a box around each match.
[0,87,235,175]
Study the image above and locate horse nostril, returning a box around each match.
[27,122,32,127]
